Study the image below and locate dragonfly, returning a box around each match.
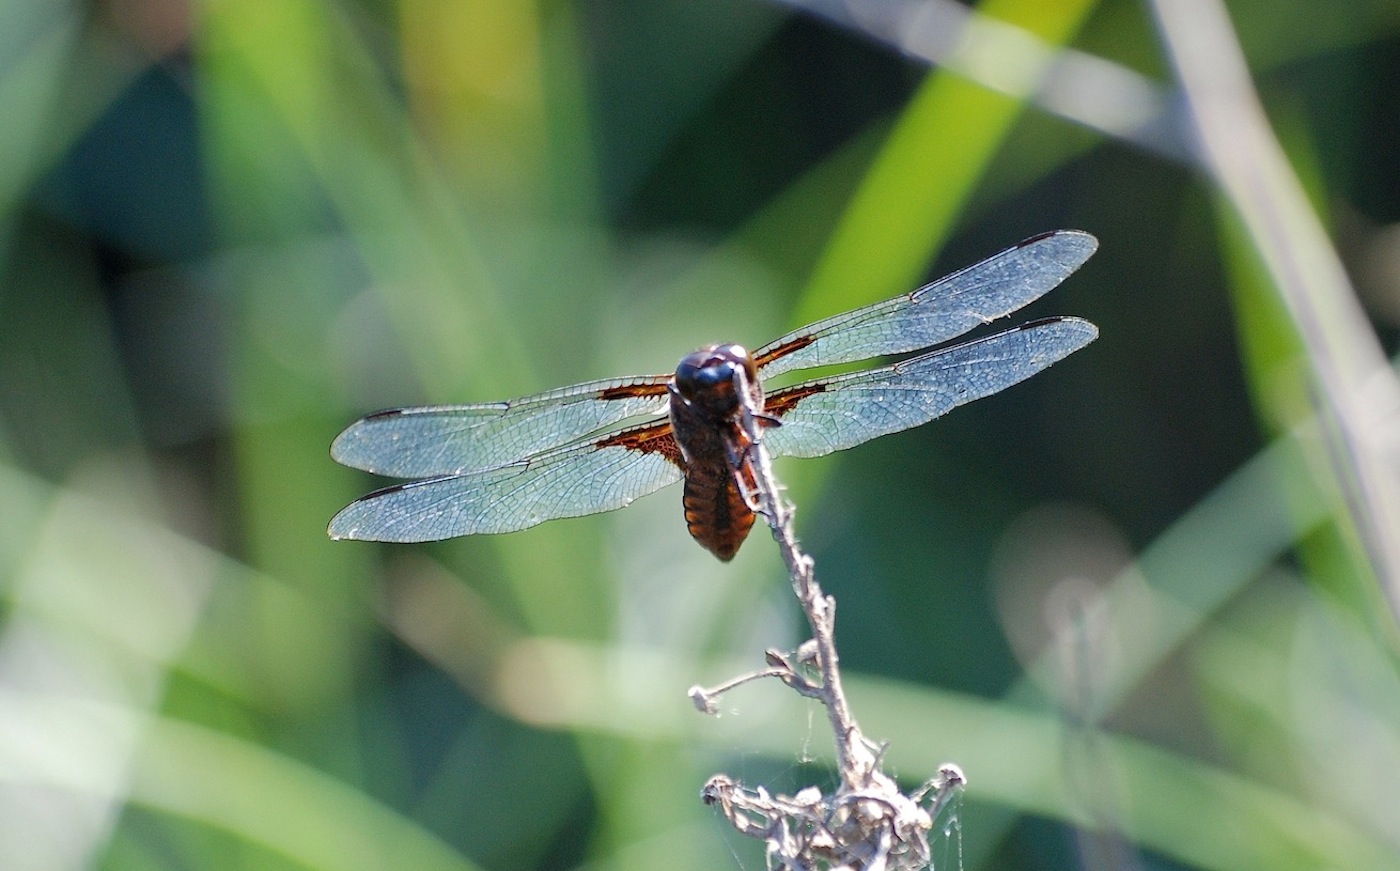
[329,230,1098,560]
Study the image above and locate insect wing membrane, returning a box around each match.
[328,437,684,542]
[331,375,671,478]
[763,318,1097,459]
[755,231,1097,379]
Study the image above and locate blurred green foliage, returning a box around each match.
[2,0,1400,869]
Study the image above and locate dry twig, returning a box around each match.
[690,364,965,870]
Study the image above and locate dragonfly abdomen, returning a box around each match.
[682,459,754,561]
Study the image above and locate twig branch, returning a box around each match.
[693,363,964,870]
[732,387,886,792]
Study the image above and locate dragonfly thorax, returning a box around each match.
[672,344,762,420]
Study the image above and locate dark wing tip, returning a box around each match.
[364,407,409,421]
[1016,315,1100,349]
[1019,228,1099,251]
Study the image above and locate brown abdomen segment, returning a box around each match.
[682,461,754,562]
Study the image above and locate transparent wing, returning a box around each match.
[328,432,684,542]
[755,231,1097,378]
[331,375,672,478]
[763,317,1098,459]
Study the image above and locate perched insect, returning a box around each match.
[329,230,1098,559]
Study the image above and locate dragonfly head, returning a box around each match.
[673,344,762,419]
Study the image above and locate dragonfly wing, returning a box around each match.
[331,375,672,477]
[763,317,1097,459]
[755,231,1097,378]
[328,428,685,542]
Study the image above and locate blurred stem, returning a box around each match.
[1147,0,1400,634]
[775,0,1178,161]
